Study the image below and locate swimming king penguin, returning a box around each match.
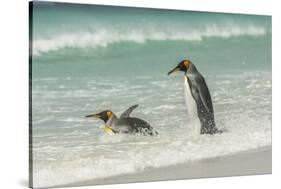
[168,59,222,135]
[85,104,158,136]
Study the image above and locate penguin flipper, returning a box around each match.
[195,79,211,112]
[198,86,210,112]
[120,104,139,118]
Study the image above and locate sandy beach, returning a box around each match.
[56,146,271,188]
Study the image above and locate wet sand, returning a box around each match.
[57,146,271,188]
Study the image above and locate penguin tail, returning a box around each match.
[154,130,159,136]
[215,129,223,134]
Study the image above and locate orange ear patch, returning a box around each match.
[183,60,190,67]
[107,111,112,117]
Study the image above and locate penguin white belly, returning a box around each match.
[183,76,201,135]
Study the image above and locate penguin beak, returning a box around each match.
[85,114,100,119]
[168,66,180,75]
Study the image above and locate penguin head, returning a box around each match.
[85,110,113,123]
[168,59,191,75]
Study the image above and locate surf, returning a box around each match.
[33,24,267,56]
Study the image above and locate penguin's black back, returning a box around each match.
[117,117,158,136]
[187,71,221,134]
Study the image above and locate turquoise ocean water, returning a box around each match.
[30,2,271,187]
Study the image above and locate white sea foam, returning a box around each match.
[33,25,266,56]
[33,113,271,188]
[32,72,271,188]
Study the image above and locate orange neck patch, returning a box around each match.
[104,124,114,134]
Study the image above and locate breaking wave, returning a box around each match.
[33,24,266,56]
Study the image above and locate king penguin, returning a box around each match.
[85,104,158,136]
[168,59,222,135]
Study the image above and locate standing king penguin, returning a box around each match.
[86,104,158,136]
[168,59,222,135]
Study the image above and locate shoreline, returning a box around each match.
[54,146,271,188]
